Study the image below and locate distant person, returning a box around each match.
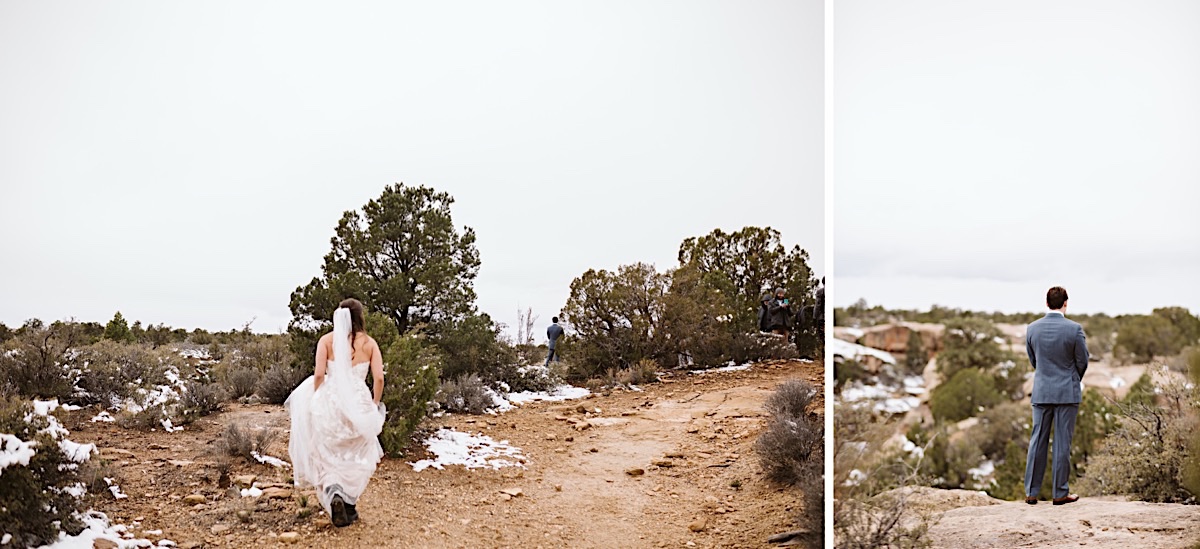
[285,298,385,527]
[1023,286,1089,506]
[766,287,792,337]
[759,287,774,332]
[545,317,564,366]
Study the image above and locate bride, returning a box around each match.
[285,298,386,527]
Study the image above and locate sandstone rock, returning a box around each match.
[183,494,206,505]
[651,459,675,468]
[545,433,557,441]
[93,539,119,549]
[625,468,645,476]
[233,475,256,487]
[261,487,292,499]
[500,488,523,497]
[211,524,231,535]
[688,517,708,532]
[279,532,300,543]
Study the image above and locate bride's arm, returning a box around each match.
[370,338,384,404]
[313,335,329,391]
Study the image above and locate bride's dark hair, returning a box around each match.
[339,298,365,346]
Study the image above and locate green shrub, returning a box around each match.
[257,364,309,405]
[904,329,929,375]
[929,368,1003,422]
[0,397,87,546]
[378,333,441,455]
[1117,314,1185,362]
[936,318,1007,381]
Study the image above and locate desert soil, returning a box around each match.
[62,358,823,549]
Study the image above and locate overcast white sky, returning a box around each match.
[0,1,823,335]
[834,0,1200,315]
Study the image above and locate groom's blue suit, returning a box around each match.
[1024,311,1089,499]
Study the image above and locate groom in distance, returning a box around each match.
[1024,286,1089,505]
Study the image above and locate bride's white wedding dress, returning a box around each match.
[285,308,385,516]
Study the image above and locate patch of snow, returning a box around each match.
[483,387,514,413]
[1109,376,1126,389]
[844,327,865,339]
[506,385,590,405]
[690,363,751,374]
[251,452,290,468]
[967,460,996,489]
[160,419,183,433]
[902,438,925,459]
[104,478,128,499]
[875,397,921,415]
[902,376,926,395]
[91,411,115,423]
[410,428,525,472]
[831,338,896,365]
[840,382,894,402]
[843,469,867,486]
[38,510,153,549]
[240,486,263,498]
[2,533,11,545]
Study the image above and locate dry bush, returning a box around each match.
[755,379,824,541]
[618,359,660,386]
[1077,374,1199,502]
[177,381,225,422]
[115,402,174,431]
[224,367,260,399]
[833,402,933,549]
[257,363,309,405]
[435,373,493,414]
[216,422,279,461]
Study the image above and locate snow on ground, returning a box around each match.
[251,452,290,468]
[90,411,115,423]
[690,363,751,374]
[240,486,264,498]
[840,375,926,415]
[1109,375,1126,389]
[831,338,896,365]
[843,469,867,486]
[38,510,166,549]
[409,428,525,472]
[505,385,591,405]
[967,460,996,489]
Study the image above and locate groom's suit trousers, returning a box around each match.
[1024,403,1078,499]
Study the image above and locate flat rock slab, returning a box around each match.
[925,494,1200,549]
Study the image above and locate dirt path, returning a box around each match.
[65,359,822,549]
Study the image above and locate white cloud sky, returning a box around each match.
[0,1,823,335]
[834,0,1200,315]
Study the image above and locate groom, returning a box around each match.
[1024,286,1089,505]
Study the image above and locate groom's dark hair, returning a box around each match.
[552,316,559,323]
[1046,287,1068,310]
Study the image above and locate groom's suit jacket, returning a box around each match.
[1026,311,1090,404]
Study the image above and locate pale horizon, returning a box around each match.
[0,1,824,336]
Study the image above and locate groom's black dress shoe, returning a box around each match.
[330,494,352,527]
[346,502,359,523]
[1052,494,1080,506]
[1024,496,1038,505]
